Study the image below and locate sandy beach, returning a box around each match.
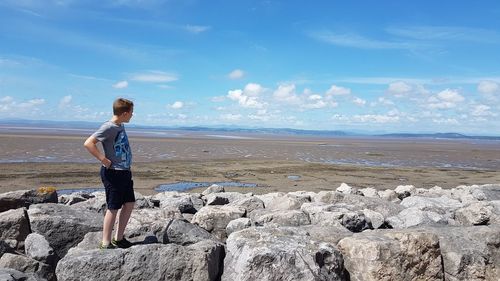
[1,130,499,195]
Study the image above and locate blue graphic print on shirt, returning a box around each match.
[114,131,131,169]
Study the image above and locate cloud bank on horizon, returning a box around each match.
[0,0,499,134]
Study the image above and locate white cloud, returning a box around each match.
[387,81,412,97]
[477,81,499,95]
[227,88,264,109]
[243,83,264,96]
[220,113,242,121]
[59,95,72,109]
[185,25,211,34]
[352,97,366,106]
[378,97,395,105]
[211,96,226,102]
[0,96,46,114]
[0,96,14,103]
[432,118,459,125]
[273,84,300,104]
[310,31,414,50]
[113,80,128,89]
[471,104,496,117]
[352,114,400,123]
[228,69,245,80]
[428,89,464,109]
[170,101,184,109]
[131,71,178,83]
[326,85,351,96]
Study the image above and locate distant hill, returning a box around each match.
[1,119,499,140]
[379,132,500,140]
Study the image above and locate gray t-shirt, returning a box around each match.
[91,121,132,170]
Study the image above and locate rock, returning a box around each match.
[58,192,92,206]
[150,192,201,214]
[163,219,215,245]
[359,187,379,198]
[253,210,311,227]
[314,191,403,218]
[133,192,154,208]
[226,218,252,236]
[192,205,246,240]
[24,233,56,266]
[0,268,43,281]
[56,240,225,281]
[28,203,103,259]
[0,190,57,213]
[336,182,355,194]
[377,189,400,203]
[301,202,371,231]
[205,194,229,205]
[256,193,310,210]
[125,207,183,240]
[338,229,443,281]
[202,184,225,195]
[71,192,106,214]
[386,207,448,229]
[0,253,54,281]
[0,240,15,259]
[0,208,31,249]
[223,226,348,281]
[422,225,500,281]
[227,196,265,214]
[362,209,385,229]
[454,201,494,226]
[394,185,415,200]
[401,195,463,214]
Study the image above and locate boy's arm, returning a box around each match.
[84,136,112,168]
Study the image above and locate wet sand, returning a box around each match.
[0,131,499,195]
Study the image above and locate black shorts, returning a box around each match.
[100,166,135,210]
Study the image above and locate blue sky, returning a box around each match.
[1,0,500,134]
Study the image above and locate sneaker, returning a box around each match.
[99,242,116,250]
[112,238,133,249]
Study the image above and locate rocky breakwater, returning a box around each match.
[0,183,498,281]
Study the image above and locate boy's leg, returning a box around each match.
[102,209,118,245]
[115,202,134,241]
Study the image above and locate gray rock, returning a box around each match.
[359,187,379,198]
[133,192,154,208]
[24,233,55,266]
[256,192,310,210]
[125,207,183,240]
[422,225,500,281]
[56,240,225,281]
[362,209,385,229]
[455,201,494,225]
[336,182,355,194]
[226,218,252,236]
[205,194,229,205]
[386,207,448,228]
[0,190,57,213]
[163,219,215,245]
[394,185,416,200]
[338,229,443,281]
[301,202,371,231]
[227,196,265,214]
[223,226,348,281]
[0,253,54,281]
[253,210,311,227]
[192,205,246,240]
[0,208,31,249]
[401,195,463,216]
[0,268,42,281]
[202,184,225,195]
[71,192,106,214]
[377,189,400,203]
[150,192,200,214]
[28,203,103,259]
[0,240,15,259]
[314,191,403,218]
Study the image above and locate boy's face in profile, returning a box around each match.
[123,107,134,123]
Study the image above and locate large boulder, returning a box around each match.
[150,192,203,214]
[256,192,310,210]
[163,219,216,245]
[27,203,103,259]
[423,225,500,281]
[56,240,225,281]
[191,205,245,240]
[252,210,311,227]
[386,207,449,229]
[24,233,56,266]
[0,268,43,281]
[0,208,31,249]
[227,196,265,214]
[125,207,183,240]
[0,190,57,212]
[222,226,348,281]
[0,253,54,281]
[338,229,443,281]
[454,201,495,226]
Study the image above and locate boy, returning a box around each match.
[84,98,135,249]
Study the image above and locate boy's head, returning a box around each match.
[113,98,134,116]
